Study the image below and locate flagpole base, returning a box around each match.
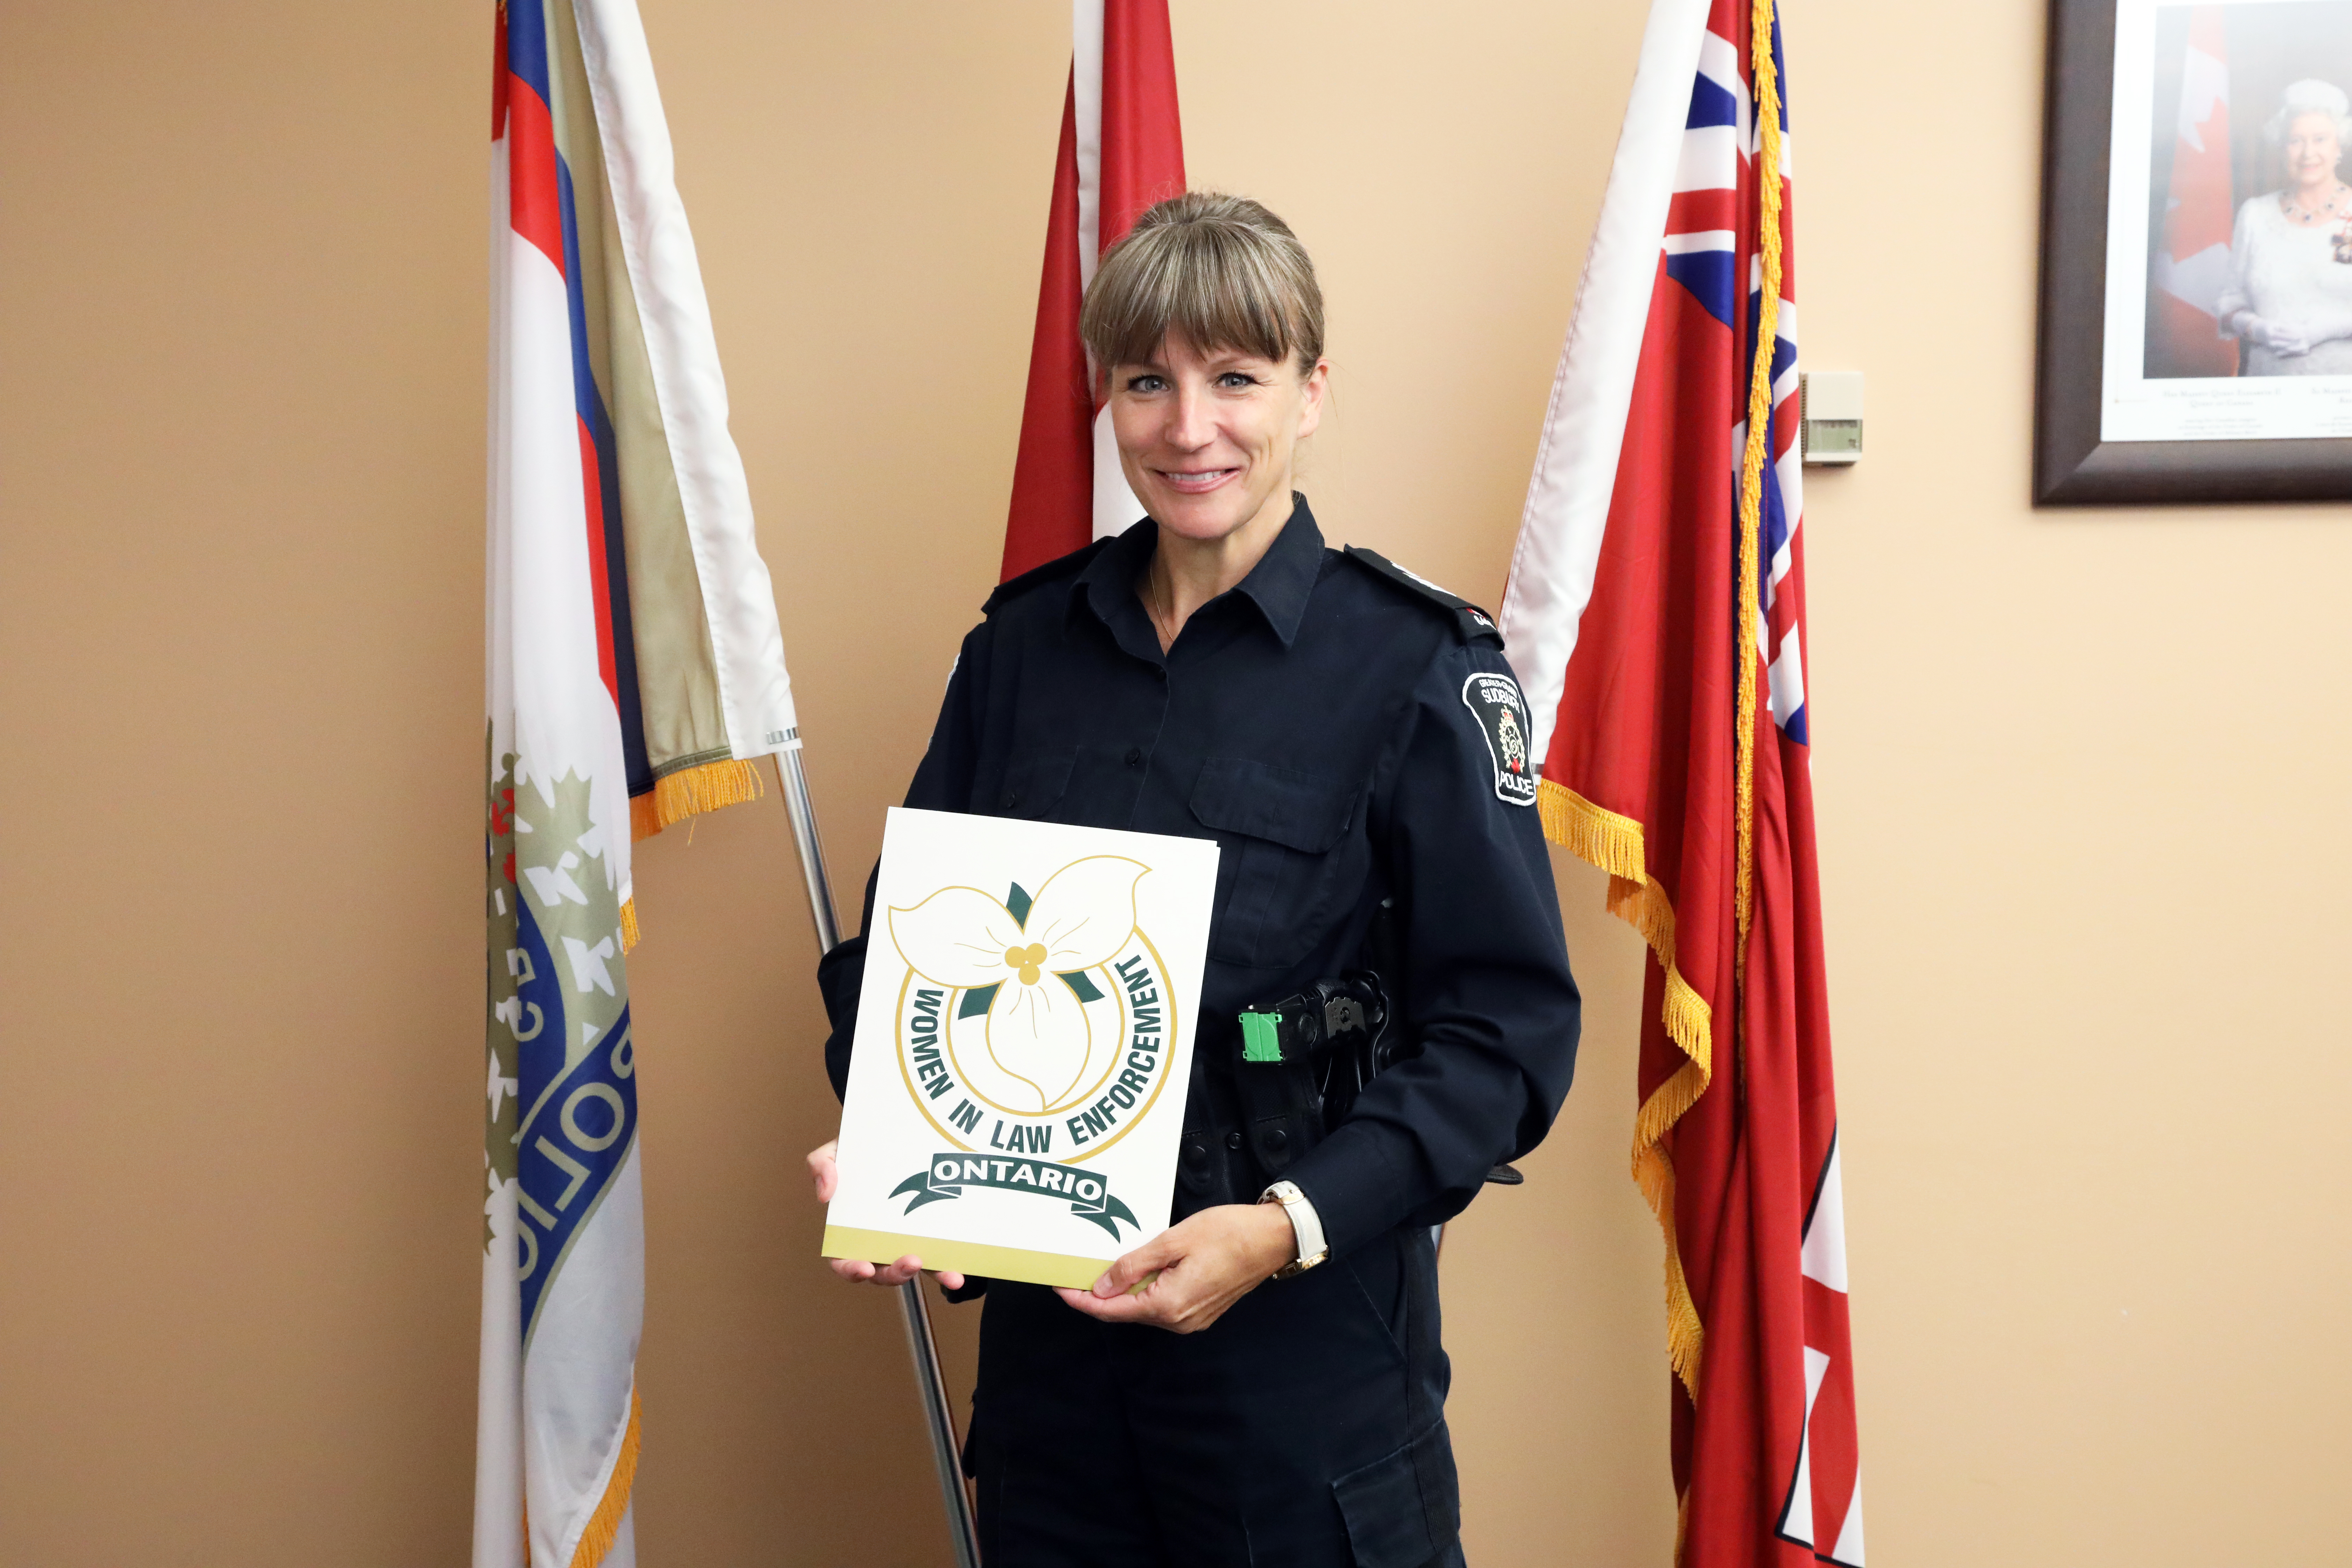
[899,1278,981,1568]
[772,749,982,1566]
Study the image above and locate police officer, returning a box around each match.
[807,192,1580,1567]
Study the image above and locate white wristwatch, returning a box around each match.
[1259,1180,1329,1279]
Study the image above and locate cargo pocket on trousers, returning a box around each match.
[1188,757,1361,968]
[1331,1420,1461,1568]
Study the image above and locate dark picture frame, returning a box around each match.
[2036,0,2352,504]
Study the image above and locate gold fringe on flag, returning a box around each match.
[1735,0,1787,987]
[567,1388,642,1568]
[620,757,769,949]
[1536,778,1712,1396]
[631,756,766,843]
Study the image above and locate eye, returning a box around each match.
[1217,372,1261,390]
[1125,373,1168,393]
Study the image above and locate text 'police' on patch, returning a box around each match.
[1462,673,1538,807]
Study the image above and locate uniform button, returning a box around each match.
[1264,1127,1290,1152]
[1182,1140,1208,1169]
[1224,1131,1244,1152]
[1124,747,1143,767]
[1002,791,1020,809]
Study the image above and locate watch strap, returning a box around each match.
[1260,1179,1328,1278]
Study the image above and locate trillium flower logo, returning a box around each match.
[888,856,1147,1114]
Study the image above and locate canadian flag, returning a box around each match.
[2153,6,2238,377]
[1000,0,1185,581]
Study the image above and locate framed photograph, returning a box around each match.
[2037,0,2352,502]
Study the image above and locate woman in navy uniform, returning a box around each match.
[808,192,1580,1567]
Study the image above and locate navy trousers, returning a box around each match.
[965,1224,1464,1568]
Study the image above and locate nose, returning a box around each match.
[1163,382,1215,452]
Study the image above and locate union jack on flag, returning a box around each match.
[1499,0,1862,1561]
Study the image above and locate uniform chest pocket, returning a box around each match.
[1189,757,1363,970]
[992,748,1074,820]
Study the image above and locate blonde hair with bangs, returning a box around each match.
[1079,192,1325,376]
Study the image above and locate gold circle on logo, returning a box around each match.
[891,932,1181,1166]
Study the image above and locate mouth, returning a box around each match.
[1152,466,1242,496]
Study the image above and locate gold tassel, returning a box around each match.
[618,758,768,950]
[1733,0,1787,998]
[631,756,766,843]
[1536,777,1714,1399]
[1539,778,1648,882]
[567,1389,642,1568]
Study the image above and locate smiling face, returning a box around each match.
[2287,111,2342,192]
[1104,335,1329,546]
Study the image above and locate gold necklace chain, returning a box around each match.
[1143,561,1179,648]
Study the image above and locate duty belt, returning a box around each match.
[1177,968,1526,1211]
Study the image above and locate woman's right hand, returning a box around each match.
[806,1139,966,1292]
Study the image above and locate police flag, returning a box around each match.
[999,0,1186,581]
[1497,0,1866,1561]
[482,1,799,1562]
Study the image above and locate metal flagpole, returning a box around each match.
[773,747,982,1568]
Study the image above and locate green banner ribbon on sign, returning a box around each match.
[890,1152,1141,1240]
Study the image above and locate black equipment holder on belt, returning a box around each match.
[1173,904,1525,1214]
[1231,971,1394,1181]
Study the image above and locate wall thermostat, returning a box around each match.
[1799,371,1862,464]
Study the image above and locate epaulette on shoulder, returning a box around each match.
[1339,545,1503,648]
[981,537,1114,617]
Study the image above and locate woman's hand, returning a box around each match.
[806,1139,966,1292]
[1054,1202,1298,1334]
[2241,313,2314,356]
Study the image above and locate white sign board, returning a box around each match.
[822,807,1219,1289]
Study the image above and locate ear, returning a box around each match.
[1295,357,1331,440]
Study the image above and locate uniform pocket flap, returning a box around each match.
[1331,1420,1459,1568]
[1187,757,1359,853]
[995,748,1075,818]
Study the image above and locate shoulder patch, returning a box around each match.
[981,537,1115,617]
[1462,671,1539,807]
[1340,545,1504,647]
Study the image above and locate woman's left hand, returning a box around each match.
[1055,1202,1299,1334]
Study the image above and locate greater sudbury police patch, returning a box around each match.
[1463,672,1538,806]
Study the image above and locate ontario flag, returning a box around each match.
[2153,6,2238,377]
[1497,0,1864,1562]
[481,1,800,1563]
[1000,0,1185,581]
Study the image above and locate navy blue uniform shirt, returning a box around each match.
[821,497,1580,1259]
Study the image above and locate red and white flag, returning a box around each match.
[1498,0,1863,1561]
[2154,6,2238,377]
[1000,0,1185,581]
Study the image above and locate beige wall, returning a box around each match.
[4,2,2346,1564]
